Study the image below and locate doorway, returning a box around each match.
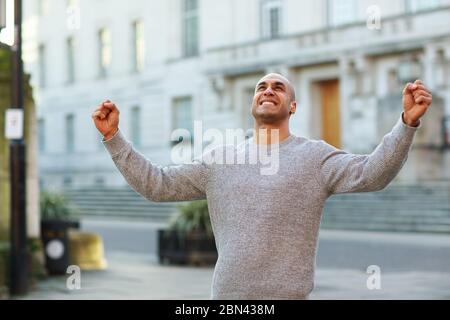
[318,79,341,148]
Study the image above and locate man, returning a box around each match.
[92,73,432,299]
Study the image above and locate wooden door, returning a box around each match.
[319,79,341,148]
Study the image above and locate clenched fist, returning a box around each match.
[402,80,433,127]
[92,100,120,140]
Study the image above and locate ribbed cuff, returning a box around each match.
[393,113,420,142]
[102,129,130,157]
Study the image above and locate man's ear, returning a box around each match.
[289,101,297,115]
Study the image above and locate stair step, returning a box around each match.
[321,223,450,233]
[62,184,450,233]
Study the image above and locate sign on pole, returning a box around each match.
[0,0,6,30]
[5,109,24,140]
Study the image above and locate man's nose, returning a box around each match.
[263,87,275,95]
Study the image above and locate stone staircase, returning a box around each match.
[63,187,180,222]
[64,183,450,233]
[322,183,450,233]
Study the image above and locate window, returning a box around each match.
[261,0,282,39]
[172,97,193,143]
[244,88,255,130]
[98,28,111,77]
[39,178,45,190]
[66,114,75,152]
[130,106,141,147]
[397,58,422,83]
[183,0,199,57]
[63,176,73,188]
[435,49,448,88]
[406,0,441,12]
[328,0,357,27]
[38,119,45,152]
[388,69,400,94]
[67,37,76,83]
[38,44,46,87]
[132,20,145,72]
[444,116,450,147]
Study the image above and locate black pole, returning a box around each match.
[9,0,28,296]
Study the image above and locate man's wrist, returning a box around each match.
[402,113,420,127]
[103,128,118,141]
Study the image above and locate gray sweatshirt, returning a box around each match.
[103,114,418,300]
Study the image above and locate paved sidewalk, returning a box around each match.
[22,252,213,300]
[20,251,450,300]
[16,222,450,300]
[311,269,450,300]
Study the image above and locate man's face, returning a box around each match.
[251,74,296,124]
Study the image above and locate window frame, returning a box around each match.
[67,36,76,84]
[38,44,46,88]
[132,20,145,72]
[182,0,200,57]
[172,96,194,145]
[98,28,112,78]
[38,118,45,153]
[130,106,142,147]
[65,114,75,153]
[261,0,283,40]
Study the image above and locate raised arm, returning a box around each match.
[316,80,432,195]
[92,101,208,202]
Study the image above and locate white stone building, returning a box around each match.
[21,0,450,189]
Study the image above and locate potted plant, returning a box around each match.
[158,200,217,266]
[40,191,80,275]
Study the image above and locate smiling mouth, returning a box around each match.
[259,101,277,106]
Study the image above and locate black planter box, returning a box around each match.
[40,219,80,275]
[158,230,217,266]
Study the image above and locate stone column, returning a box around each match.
[338,56,354,151]
[24,76,40,238]
[339,55,377,153]
[424,44,438,90]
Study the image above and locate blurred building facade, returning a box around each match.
[22,0,450,189]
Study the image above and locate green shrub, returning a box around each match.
[0,239,47,296]
[27,238,47,286]
[168,200,213,236]
[40,191,79,221]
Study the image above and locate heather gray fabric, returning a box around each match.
[102,114,419,300]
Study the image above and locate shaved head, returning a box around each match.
[258,73,296,103]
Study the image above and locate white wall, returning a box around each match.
[22,0,450,187]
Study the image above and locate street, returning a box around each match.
[21,217,450,300]
[82,218,450,273]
